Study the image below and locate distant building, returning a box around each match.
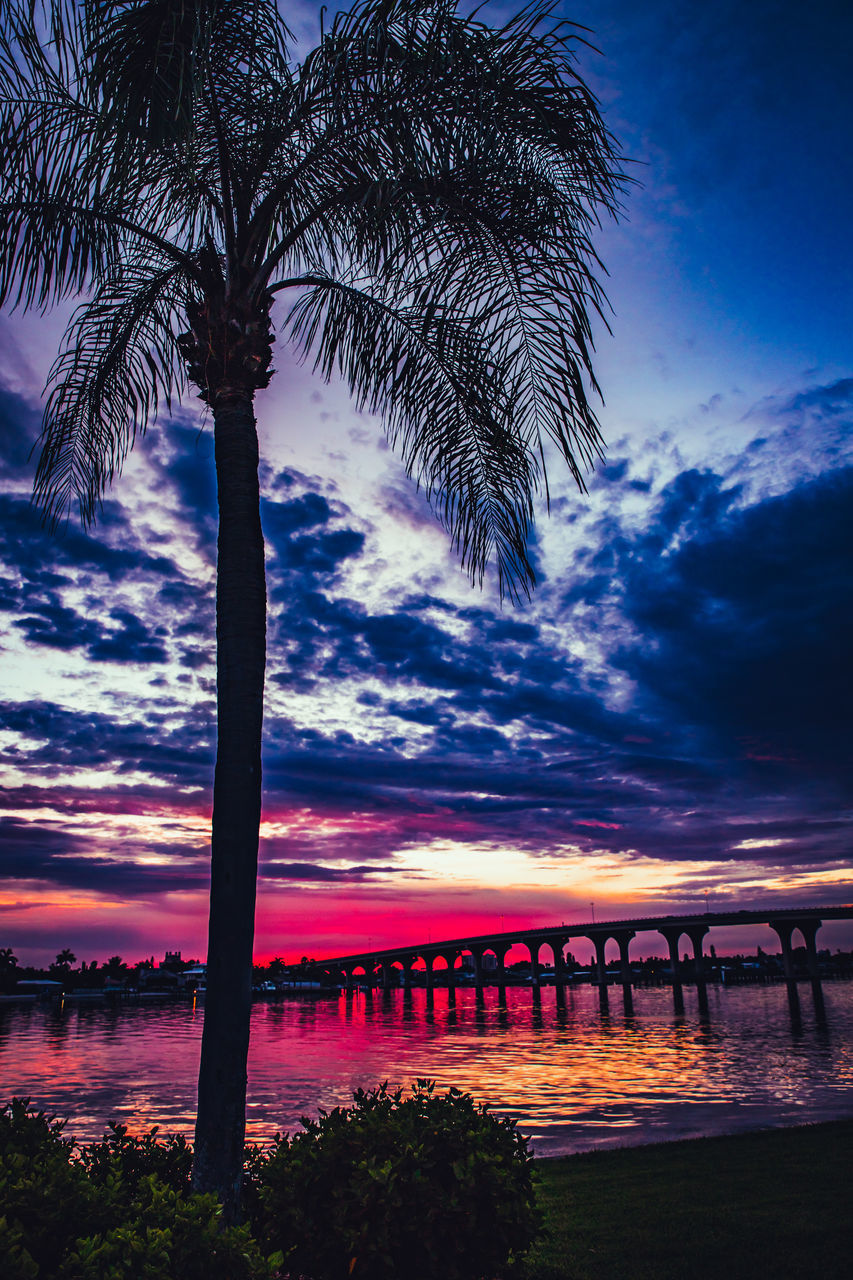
[179,965,207,991]
[138,966,179,990]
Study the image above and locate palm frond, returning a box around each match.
[34,256,190,526]
[286,272,539,599]
[0,1,212,303]
[423,218,609,490]
[3,0,625,599]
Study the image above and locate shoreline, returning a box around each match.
[527,1098,853,1161]
[532,1110,853,1162]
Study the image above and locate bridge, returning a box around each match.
[307,904,853,1015]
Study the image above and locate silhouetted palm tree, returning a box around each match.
[0,0,623,1213]
[52,948,77,972]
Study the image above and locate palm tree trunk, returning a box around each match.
[192,383,266,1220]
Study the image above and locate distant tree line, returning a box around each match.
[3,944,851,997]
[0,949,202,994]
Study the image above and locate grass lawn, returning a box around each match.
[526,1118,853,1280]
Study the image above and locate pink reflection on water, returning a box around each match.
[1,984,852,1152]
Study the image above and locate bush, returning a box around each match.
[58,1180,272,1280]
[0,1100,101,1276]
[0,1101,273,1280]
[78,1123,193,1197]
[2,1085,541,1280]
[254,1079,540,1280]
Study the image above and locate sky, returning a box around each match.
[1,0,852,967]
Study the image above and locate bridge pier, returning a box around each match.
[770,917,825,1017]
[548,939,562,988]
[660,928,685,1013]
[440,951,459,988]
[549,938,568,1005]
[470,945,486,989]
[613,930,635,1014]
[799,920,826,1019]
[491,945,510,991]
[688,925,710,1013]
[524,938,541,987]
[771,920,801,1015]
[590,935,609,1009]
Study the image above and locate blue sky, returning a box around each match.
[0,0,851,964]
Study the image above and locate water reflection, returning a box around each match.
[0,984,851,1153]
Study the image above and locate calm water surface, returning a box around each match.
[1,983,851,1154]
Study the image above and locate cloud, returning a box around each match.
[613,464,853,783]
[1,363,852,940]
[0,386,42,480]
[0,700,212,787]
[0,815,208,894]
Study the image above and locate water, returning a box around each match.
[1,983,851,1154]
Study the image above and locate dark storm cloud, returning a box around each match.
[785,378,853,419]
[156,421,218,525]
[261,475,365,578]
[87,609,169,664]
[257,729,847,872]
[0,815,208,894]
[0,492,178,586]
[0,815,90,867]
[384,699,448,727]
[2,378,851,904]
[272,527,366,574]
[12,599,168,664]
[613,465,853,783]
[0,700,212,787]
[0,394,214,679]
[262,486,334,538]
[261,860,392,883]
[249,440,853,877]
[0,385,41,479]
[13,598,105,651]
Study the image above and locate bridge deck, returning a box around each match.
[312,904,853,969]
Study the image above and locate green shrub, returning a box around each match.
[59,1179,272,1280]
[79,1123,193,1197]
[0,1102,273,1280]
[2,1086,540,1280]
[254,1079,540,1280]
[0,1214,40,1280]
[0,1100,103,1275]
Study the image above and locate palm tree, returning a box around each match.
[0,946,19,993]
[52,948,77,973]
[0,0,623,1214]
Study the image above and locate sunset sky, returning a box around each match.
[1,0,851,967]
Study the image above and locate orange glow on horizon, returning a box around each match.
[3,799,853,967]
